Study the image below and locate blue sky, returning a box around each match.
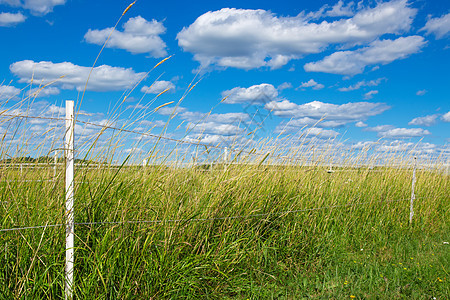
[0,0,449,161]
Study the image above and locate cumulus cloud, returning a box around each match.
[326,0,354,17]
[265,100,389,123]
[141,80,175,94]
[442,111,450,122]
[305,127,339,139]
[277,82,292,91]
[222,83,278,104]
[177,0,417,70]
[0,12,26,26]
[10,60,146,92]
[380,128,431,139]
[304,36,426,75]
[0,0,66,15]
[364,124,431,138]
[338,78,386,91]
[27,86,60,98]
[0,85,21,100]
[408,114,438,126]
[355,121,367,127]
[277,118,346,133]
[364,90,378,99]
[84,16,168,57]
[188,122,244,136]
[298,79,324,90]
[421,13,450,39]
[184,133,241,145]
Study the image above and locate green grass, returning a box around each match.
[0,163,448,299]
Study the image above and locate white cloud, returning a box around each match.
[156,105,187,116]
[305,127,339,139]
[10,60,146,92]
[326,0,354,17]
[277,82,292,90]
[416,89,427,96]
[364,124,395,132]
[265,100,390,123]
[442,111,450,122]
[364,90,378,99]
[338,78,386,91]
[421,13,450,39]
[141,80,175,94]
[184,134,240,145]
[0,0,66,15]
[0,85,21,99]
[380,128,431,139]
[222,83,278,104]
[408,114,438,126]
[0,12,25,26]
[183,111,250,124]
[304,36,426,75]
[177,0,417,70]
[84,16,167,57]
[351,141,376,150]
[27,86,60,98]
[355,121,367,127]
[188,122,244,136]
[298,79,324,90]
[365,124,431,138]
[277,118,346,133]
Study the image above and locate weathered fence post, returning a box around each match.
[65,100,75,300]
[409,157,417,225]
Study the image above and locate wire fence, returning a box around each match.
[0,110,385,167]
[0,198,411,233]
[0,101,438,299]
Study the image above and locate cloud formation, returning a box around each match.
[141,80,175,94]
[442,111,450,122]
[364,90,378,99]
[85,16,167,57]
[304,36,426,75]
[380,127,431,139]
[27,86,60,98]
[177,0,417,70]
[265,100,390,124]
[365,124,431,138]
[10,60,146,92]
[0,12,25,26]
[222,83,278,104]
[0,84,21,99]
[298,79,324,90]
[408,114,438,126]
[416,89,427,96]
[338,78,386,91]
[0,0,66,15]
[421,13,450,39]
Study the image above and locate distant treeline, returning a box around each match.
[0,156,95,164]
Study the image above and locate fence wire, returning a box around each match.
[0,198,410,232]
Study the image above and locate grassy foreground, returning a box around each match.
[0,163,448,299]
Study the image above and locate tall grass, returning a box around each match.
[0,137,448,298]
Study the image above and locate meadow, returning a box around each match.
[0,155,448,299]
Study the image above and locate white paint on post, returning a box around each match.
[54,151,58,178]
[409,157,417,225]
[65,100,75,300]
[224,147,228,164]
[143,158,147,168]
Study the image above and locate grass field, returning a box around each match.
[0,160,448,299]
